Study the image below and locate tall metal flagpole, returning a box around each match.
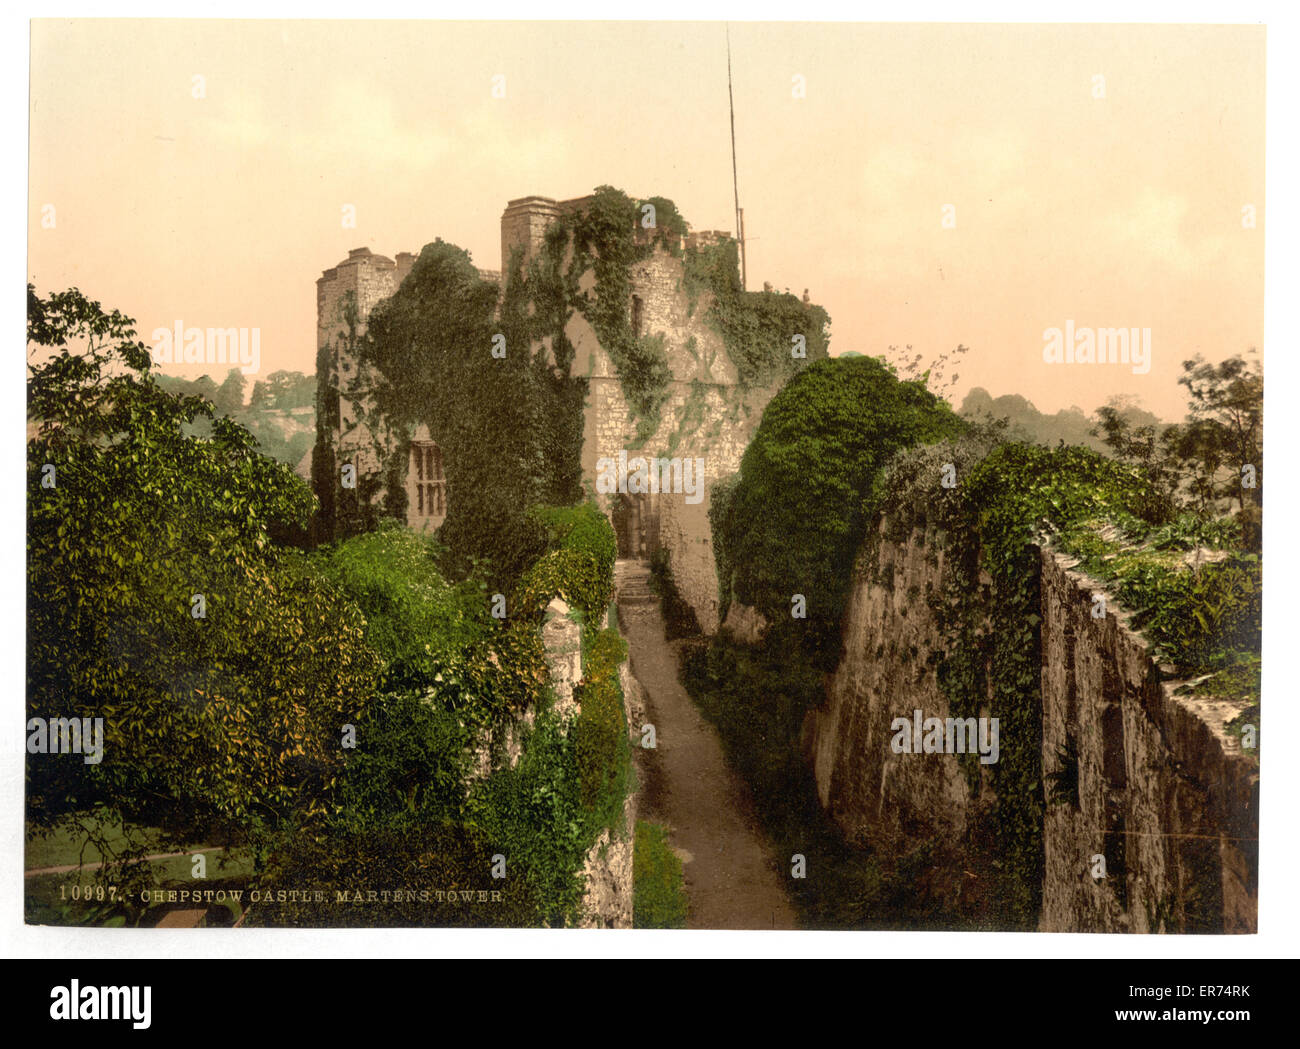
[726,24,746,291]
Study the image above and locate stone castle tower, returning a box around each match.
[313,194,795,632]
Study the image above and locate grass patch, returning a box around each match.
[633,820,688,928]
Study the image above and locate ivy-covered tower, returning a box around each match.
[310,188,830,631]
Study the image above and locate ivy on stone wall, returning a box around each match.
[868,438,1168,927]
[660,378,710,460]
[357,239,586,593]
[556,186,829,445]
[327,187,836,576]
[641,195,689,257]
[684,238,831,389]
[563,187,672,444]
[573,626,633,829]
[310,291,352,544]
[513,502,618,624]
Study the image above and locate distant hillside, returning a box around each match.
[154,369,315,466]
[958,387,1162,451]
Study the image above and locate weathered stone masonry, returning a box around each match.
[797,516,1258,932]
[1038,548,1258,933]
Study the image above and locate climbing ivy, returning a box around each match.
[641,196,689,256]
[513,502,618,623]
[684,238,831,388]
[865,437,1242,927]
[556,187,828,443]
[562,186,672,443]
[1055,517,1261,687]
[358,239,586,594]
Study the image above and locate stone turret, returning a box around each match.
[500,196,562,277]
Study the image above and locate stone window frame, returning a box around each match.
[410,439,446,519]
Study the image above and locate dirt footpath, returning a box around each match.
[620,603,798,930]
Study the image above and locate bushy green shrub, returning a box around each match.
[717,355,965,664]
[332,690,475,830]
[633,821,688,928]
[1056,514,1261,699]
[514,502,617,622]
[582,626,629,675]
[573,627,632,831]
[317,526,483,685]
[708,474,740,622]
[308,506,626,929]
[466,711,589,926]
[318,526,548,719]
[641,196,689,256]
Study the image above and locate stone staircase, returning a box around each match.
[614,559,657,608]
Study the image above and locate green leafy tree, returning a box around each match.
[1177,352,1262,517]
[1092,353,1263,546]
[1091,398,1182,523]
[26,285,380,884]
[250,370,316,411]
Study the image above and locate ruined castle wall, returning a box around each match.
[314,248,501,511]
[652,381,774,635]
[575,250,775,634]
[313,226,780,635]
[803,518,977,851]
[501,197,561,275]
[630,253,738,385]
[316,250,400,475]
[1039,548,1258,933]
[801,517,1260,932]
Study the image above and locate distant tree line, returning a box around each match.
[153,368,316,466]
[956,351,1262,547]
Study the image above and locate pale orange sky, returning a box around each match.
[28,20,1264,420]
